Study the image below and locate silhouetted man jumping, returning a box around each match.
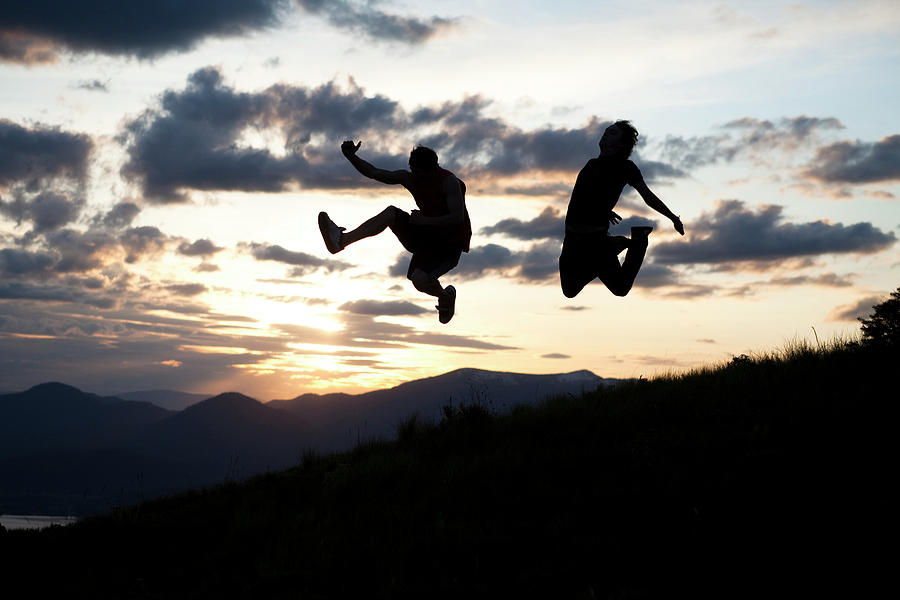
[560,120,684,298]
[319,141,471,324]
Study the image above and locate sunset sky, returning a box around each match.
[1,0,898,399]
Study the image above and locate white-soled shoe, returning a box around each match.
[318,211,345,254]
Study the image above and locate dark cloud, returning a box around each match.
[296,0,458,45]
[339,299,428,316]
[45,228,117,273]
[119,69,394,201]
[0,248,55,277]
[481,206,563,241]
[178,238,224,257]
[541,353,570,359]
[98,202,141,229]
[165,283,207,297]
[75,79,108,92]
[0,1,290,64]
[119,69,684,202]
[393,241,560,284]
[0,280,115,308]
[120,226,168,263]
[0,190,83,233]
[828,295,883,322]
[657,115,844,170]
[805,135,900,183]
[1,1,461,65]
[653,200,896,269]
[0,119,92,187]
[242,241,352,275]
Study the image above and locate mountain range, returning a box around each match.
[0,368,619,516]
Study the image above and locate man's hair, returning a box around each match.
[612,120,639,157]
[409,145,439,170]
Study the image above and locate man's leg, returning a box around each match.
[340,206,403,247]
[559,235,597,298]
[409,251,461,323]
[596,227,650,297]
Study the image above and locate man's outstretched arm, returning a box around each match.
[342,140,410,185]
[632,179,684,235]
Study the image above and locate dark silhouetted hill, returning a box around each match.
[3,340,893,597]
[269,367,612,450]
[0,382,171,456]
[114,389,210,411]
[134,392,309,473]
[1,369,607,515]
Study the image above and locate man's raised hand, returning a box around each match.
[673,216,685,236]
[341,140,361,157]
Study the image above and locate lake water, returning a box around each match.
[0,515,79,530]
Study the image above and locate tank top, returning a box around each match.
[407,167,472,252]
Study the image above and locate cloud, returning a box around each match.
[120,226,168,263]
[75,79,108,92]
[119,68,685,203]
[242,241,352,275]
[98,202,141,229]
[805,135,900,183]
[541,353,570,359]
[0,190,83,233]
[481,206,564,241]
[0,1,290,64]
[339,299,428,316]
[0,280,116,308]
[390,238,563,285]
[827,295,882,322]
[178,238,224,257]
[0,248,55,277]
[296,0,458,45]
[165,283,207,297]
[0,119,92,187]
[657,115,844,170]
[652,200,896,269]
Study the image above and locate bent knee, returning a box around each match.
[561,280,582,298]
[609,285,632,297]
[408,268,430,287]
[562,287,580,299]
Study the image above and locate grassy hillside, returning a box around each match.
[1,339,894,598]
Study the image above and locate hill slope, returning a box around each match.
[1,341,894,597]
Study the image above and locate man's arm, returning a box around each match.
[342,140,410,186]
[410,176,465,226]
[632,179,685,235]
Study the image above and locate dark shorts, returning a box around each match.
[390,209,463,280]
[559,233,620,285]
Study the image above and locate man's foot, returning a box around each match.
[318,212,345,254]
[436,285,456,324]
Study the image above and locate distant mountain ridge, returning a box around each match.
[114,389,211,411]
[0,368,620,515]
[269,368,615,451]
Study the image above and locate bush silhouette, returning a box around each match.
[859,286,900,346]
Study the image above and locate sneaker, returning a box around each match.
[318,211,345,254]
[436,285,456,324]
